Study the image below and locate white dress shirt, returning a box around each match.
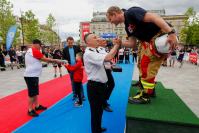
[83,47,108,83]
[97,47,112,70]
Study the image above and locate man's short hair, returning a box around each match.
[66,36,74,41]
[32,39,42,45]
[84,33,92,44]
[107,6,122,16]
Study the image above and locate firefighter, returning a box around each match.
[106,6,178,104]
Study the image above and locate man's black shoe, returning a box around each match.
[28,110,39,117]
[103,106,113,112]
[35,105,47,111]
[101,127,107,132]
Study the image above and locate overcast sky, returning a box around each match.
[10,0,199,41]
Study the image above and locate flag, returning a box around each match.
[6,25,18,51]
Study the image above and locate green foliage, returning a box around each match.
[22,10,40,43]
[180,7,199,46]
[0,0,17,46]
[38,13,60,45]
[46,13,55,29]
[0,1,60,46]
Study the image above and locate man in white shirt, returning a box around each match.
[97,40,115,112]
[83,33,120,133]
[24,39,61,117]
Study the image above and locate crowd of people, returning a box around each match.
[162,47,199,68]
[0,47,27,71]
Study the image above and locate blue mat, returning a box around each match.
[13,64,134,133]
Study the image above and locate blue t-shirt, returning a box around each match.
[69,47,75,65]
[124,7,161,42]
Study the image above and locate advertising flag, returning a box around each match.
[6,25,18,51]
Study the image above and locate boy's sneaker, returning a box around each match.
[28,110,39,117]
[74,102,83,107]
[35,105,47,111]
[54,74,57,78]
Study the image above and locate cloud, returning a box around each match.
[10,0,199,41]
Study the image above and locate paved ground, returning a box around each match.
[133,61,199,117]
[0,64,68,98]
[0,61,199,117]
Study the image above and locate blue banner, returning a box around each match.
[6,25,18,51]
[100,33,117,39]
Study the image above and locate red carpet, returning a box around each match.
[0,72,87,133]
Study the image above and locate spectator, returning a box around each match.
[63,36,84,100]
[52,45,63,77]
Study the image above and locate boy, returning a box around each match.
[64,52,84,107]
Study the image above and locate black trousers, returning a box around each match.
[132,53,137,63]
[87,80,106,133]
[74,82,83,104]
[105,69,115,101]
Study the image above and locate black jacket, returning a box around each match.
[63,45,81,64]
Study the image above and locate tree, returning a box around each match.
[0,0,17,46]
[39,14,60,45]
[46,13,55,29]
[22,10,40,43]
[180,7,199,46]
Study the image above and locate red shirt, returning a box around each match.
[65,59,83,82]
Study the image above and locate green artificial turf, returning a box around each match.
[126,82,199,126]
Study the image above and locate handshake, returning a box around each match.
[51,59,69,65]
[112,38,122,46]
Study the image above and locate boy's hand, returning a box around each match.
[61,60,68,65]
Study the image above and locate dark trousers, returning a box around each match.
[69,72,75,95]
[118,55,124,63]
[18,56,23,65]
[87,81,106,133]
[69,72,84,98]
[104,69,115,104]
[0,58,6,71]
[74,82,83,104]
[132,53,137,63]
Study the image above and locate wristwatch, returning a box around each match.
[168,29,175,35]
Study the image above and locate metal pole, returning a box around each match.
[20,10,25,46]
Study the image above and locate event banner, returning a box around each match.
[81,22,90,42]
[189,53,198,64]
[6,25,18,51]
